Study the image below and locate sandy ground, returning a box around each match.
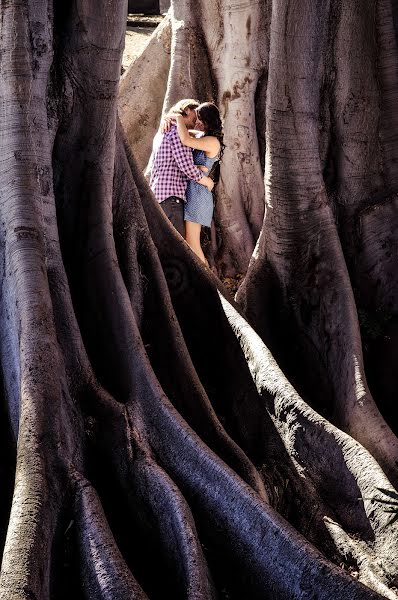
[122,26,154,74]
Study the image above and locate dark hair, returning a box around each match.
[196,102,224,182]
[196,102,223,142]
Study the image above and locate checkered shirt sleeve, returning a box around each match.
[168,128,203,182]
[149,126,204,202]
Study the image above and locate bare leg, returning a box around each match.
[185,221,207,264]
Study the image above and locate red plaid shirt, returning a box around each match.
[149,125,203,202]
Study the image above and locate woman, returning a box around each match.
[172,102,223,264]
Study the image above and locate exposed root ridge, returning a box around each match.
[137,375,386,599]
[115,130,269,501]
[73,472,148,600]
[130,456,217,599]
[220,292,398,594]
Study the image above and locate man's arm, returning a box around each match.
[169,131,214,191]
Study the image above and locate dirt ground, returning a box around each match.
[122,14,164,75]
[122,26,154,75]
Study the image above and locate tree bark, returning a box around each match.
[119,14,172,171]
[238,0,398,487]
[0,1,398,599]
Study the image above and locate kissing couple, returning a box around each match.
[149,99,223,265]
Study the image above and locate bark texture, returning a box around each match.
[1,1,398,600]
[119,14,172,171]
[238,0,398,486]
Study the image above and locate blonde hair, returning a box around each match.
[167,98,199,117]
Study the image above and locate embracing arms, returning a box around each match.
[174,115,220,157]
[168,131,214,191]
[162,115,220,158]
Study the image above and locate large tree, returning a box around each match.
[1,1,398,599]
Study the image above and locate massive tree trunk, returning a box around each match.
[237,0,398,483]
[1,1,398,600]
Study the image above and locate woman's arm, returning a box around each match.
[175,115,220,156]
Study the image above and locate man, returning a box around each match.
[149,99,214,236]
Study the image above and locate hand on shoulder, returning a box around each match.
[160,115,178,134]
